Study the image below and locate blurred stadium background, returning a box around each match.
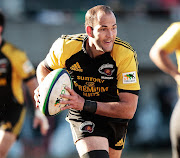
[1,0,180,157]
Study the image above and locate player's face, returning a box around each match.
[92,12,117,53]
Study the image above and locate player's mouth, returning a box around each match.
[104,40,114,48]
[102,41,113,52]
[104,40,112,44]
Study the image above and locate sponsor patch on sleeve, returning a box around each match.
[123,71,136,84]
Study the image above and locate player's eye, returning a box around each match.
[101,28,106,31]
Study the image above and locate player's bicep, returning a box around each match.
[118,92,138,104]
[118,92,138,115]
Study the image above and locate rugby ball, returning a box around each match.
[39,68,73,116]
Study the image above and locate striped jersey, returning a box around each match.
[0,40,35,105]
[44,33,140,102]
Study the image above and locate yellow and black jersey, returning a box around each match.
[155,22,180,95]
[0,40,36,105]
[45,33,140,102]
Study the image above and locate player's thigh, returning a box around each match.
[76,136,109,157]
[170,99,180,158]
[170,100,180,141]
[0,130,16,157]
[109,147,122,158]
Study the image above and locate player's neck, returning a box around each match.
[86,39,104,58]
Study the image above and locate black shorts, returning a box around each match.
[0,101,26,137]
[66,109,129,150]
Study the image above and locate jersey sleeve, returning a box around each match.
[155,22,180,53]
[116,48,140,91]
[44,37,66,70]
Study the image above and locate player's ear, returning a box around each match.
[86,26,94,37]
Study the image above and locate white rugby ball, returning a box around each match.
[39,68,73,116]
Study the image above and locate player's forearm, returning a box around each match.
[60,87,138,119]
[36,61,51,84]
[95,94,138,119]
[150,47,179,78]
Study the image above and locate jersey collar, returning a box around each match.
[82,35,88,54]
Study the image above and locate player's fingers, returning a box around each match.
[34,87,41,107]
[33,117,38,128]
[36,102,40,108]
[65,86,76,95]
[60,104,73,111]
[34,96,40,108]
[34,89,40,101]
[33,118,48,136]
[60,93,73,100]
[40,126,48,136]
[59,99,72,105]
[34,91,38,100]
[34,109,49,134]
[40,121,49,135]
[34,86,39,96]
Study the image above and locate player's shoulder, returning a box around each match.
[57,33,87,55]
[1,41,29,65]
[114,37,135,52]
[170,22,180,28]
[61,33,87,42]
[112,37,135,58]
[51,33,87,48]
[167,22,180,34]
[2,41,25,55]
[111,38,137,66]
[48,34,87,64]
[60,33,87,49]
[158,22,180,42]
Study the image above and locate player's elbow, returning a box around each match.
[149,46,157,61]
[119,106,137,119]
[123,108,136,119]
[149,46,164,62]
[128,103,138,119]
[116,111,135,119]
[128,111,136,119]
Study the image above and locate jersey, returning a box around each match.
[0,40,35,136]
[45,33,140,103]
[0,40,36,104]
[155,22,180,95]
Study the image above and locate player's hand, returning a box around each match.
[59,86,85,111]
[33,109,49,136]
[34,86,40,108]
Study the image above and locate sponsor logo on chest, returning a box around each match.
[70,62,83,72]
[98,63,115,80]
